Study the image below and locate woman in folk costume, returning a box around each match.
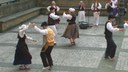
[47,1,60,15]
[111,0,118,16]
[13,23,36,70]
[91,0,102,26]
[78,0,86,23]
[62,8,79,46]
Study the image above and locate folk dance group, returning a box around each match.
[13,0,128,70]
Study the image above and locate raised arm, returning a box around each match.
[19,23,30,38]
[98,3,102,9]
[34,26,48,35]
[62,12,72,20]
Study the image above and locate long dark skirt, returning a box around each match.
[13,43,32,65]
[62,24,79,39]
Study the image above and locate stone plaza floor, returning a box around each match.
[0,15,128,72]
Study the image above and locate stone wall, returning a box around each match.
[38,0,109,15]
[0,0,37,18]
[38,0,108,8]
[38,0,128,16]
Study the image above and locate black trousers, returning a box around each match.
[40,45,54,67]
[105,36,117,58]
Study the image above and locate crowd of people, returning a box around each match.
[12,0,128,71]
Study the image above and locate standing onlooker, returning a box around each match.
[111,0,118,16]
[13,23,36,70]
[47,7,60,45]
[105,0,113,17]
[104,15,123,60]
[47,1,60,15]
[31,22,55,70]
[91,0,102,26]
[78,0,86,23]
[62,8,79,46]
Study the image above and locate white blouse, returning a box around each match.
[18,24,34,41]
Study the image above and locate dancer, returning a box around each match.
[91,0,102,26]
[104,15,123,60]
[123,18,128,28]
[62,8,79,46]
[47,1,60,15]
[47,7,60,45]
[13,23,36,70]
[31,22,55,70]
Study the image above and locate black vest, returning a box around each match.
[104,21,112,38]
[48,13,56,25]
[93,2,100,12]
[79,5,85,11]
[67,15,76,25]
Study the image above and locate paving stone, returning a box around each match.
[53,49,104,68]
[121,38,128,49]
[0,15,127,72]
[116,52,128,71]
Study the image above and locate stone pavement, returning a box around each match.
[0,15,128,72]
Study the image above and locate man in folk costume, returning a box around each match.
[104,15,123,60]
[78,0,86,23]
[91,0,102,26]
[47,1,60,15]
[31,22,55,70]
[47,7,60,45]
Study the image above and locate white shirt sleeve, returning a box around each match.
[62,12,72,20]
[49,13,60,20]
[124,23,128,28]
[98,3,102,9]
[91,3,94,10]
[105,3,109,9]
[56,6,60,11]
[107,22,119,32]
[34,26,48,35]
[47,6,51,12]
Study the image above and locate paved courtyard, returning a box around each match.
[0,15,128,72]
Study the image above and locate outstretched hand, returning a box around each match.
[119,28,124,32]
[30,22,36,27]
